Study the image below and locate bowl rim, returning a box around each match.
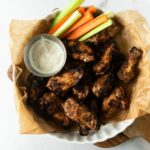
[47,119,135,144]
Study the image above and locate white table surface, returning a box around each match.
[0,0,150,149]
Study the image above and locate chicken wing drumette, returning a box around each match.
[117,47,142,83]
[93,42,118,75]
[85,22,120,45]
[92,73,114,98]
[63,98,98,135]
[47,68,83,93]
[39,92,72,128]
[64,41,95,62]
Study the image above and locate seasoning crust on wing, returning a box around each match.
[93,42,118,75]
[102,86,129,112]
[92,73,114,98]
[27,74,48,105]
[117,47,143,83]
[101,86,129,123]
[63,98,98,130]
[39,92,72,127]
[47,68,84,93]
[64,41,95,62]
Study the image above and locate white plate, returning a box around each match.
[47,0,150,143]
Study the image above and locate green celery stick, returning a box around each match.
[51,0,85,27]
[53,10,82,37]
[79,19,113,41]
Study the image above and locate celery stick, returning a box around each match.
[104,11,114,18]
[53,10,82,37]
[51,0,85,27]
[79,19,113,41]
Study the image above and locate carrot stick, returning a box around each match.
[78,7,86,14]
[61,6,96,38]
[48,14,72,34]
[49,7,85,35]
[86,5,97,14]
[67,15,108,40]
[61,12,94,38]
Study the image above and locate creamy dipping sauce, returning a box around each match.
[29,37,65,74]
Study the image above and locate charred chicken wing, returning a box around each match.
[63,98,98,131]
[102,86,129,111]
[92,73,114,98]
[93,42,117,75]
[47,68,83,93]
[27,74,48,104]
[117,47,142,83]
[39,92,71,127]
[64,41,95,62]
[101,86,129,123]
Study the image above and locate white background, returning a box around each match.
[0,0,150,149]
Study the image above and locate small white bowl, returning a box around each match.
[24,34,67,77]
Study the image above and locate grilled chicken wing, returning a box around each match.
[92,73,114,98]
[27,74,48,104]
[64,41,95,62]
[85,22,120,45]
[93,42,117,75]
[39,92,72,127]
[101,86,129,123]
[47,68,83,93]
[102,86,129,111]
[117,47,142,83]
[28,87,45,104]
[63,98,98,132]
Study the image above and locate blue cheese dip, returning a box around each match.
[24,34,66,77]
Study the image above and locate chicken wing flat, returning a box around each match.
[39,92,72,127]
[64,40,95,62]
[47,68,83,93]
[117,47,143,83]
[102,86,129,112]
[92,73,114,98]
[63,98,98,132]
[93,42,117,75]
[85,22,120,45]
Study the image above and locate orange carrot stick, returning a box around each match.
[48,7,85,35]
[86,5,97,14]
[61,12,94,38]
[67,15,108,40]
[78,7,86,14]
[61,6,96,38]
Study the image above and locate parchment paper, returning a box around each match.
[9,10,150,134]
